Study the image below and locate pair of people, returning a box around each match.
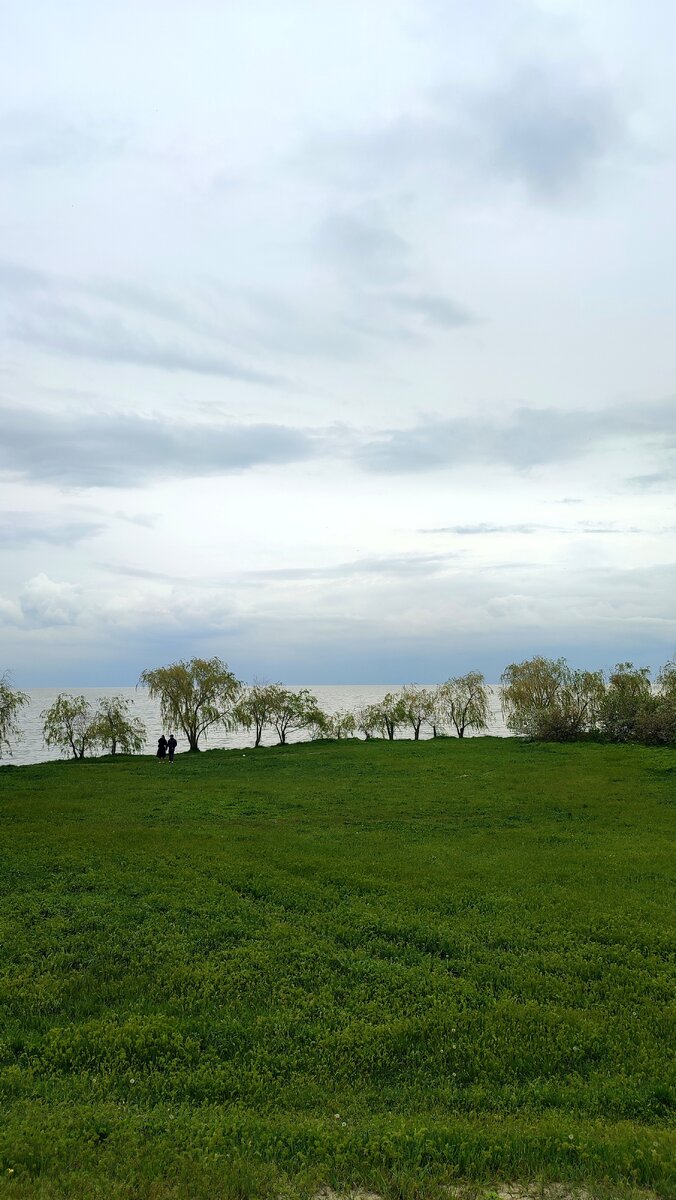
[157,734,177,762]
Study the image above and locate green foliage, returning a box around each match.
[40,693,97,760]
[357,692,406,741]
[234,682,276,748]
[264,685,327,744]
[0,672,28,758]
[139,657,241,751]
[599,663,653,743]
[322,709,357,739]
[501,657,606,742]
[396,686,437,740]
[356,702,384,739]
[0,739,673,1197]
[437,672,490,738]
[657,655,676,701]
[91,695,146,755]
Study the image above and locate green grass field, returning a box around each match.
[0,738,674,1199]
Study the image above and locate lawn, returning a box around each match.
[0,737,674,1199]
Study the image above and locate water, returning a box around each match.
[4,685,509,767]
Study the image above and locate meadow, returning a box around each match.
[0,738,674,1199]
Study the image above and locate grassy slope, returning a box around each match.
[0,738,674,1199]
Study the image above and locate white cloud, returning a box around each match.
[19,574,84,627]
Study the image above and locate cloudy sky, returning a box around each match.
[1,0,675,685]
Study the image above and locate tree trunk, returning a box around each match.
[414,722,421,740]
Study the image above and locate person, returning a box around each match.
[167,734,177,763]
[157,734,168,761]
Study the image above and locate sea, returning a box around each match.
[5,685,509,767]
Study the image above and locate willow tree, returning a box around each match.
[41,693,97,760]
[139,657,241,752]
[235,682,275,748]
[437,671,490,738]
[93,695,147,755]
[265,685,327,745]
[501,656,605,741]
[0,673,28,758]
[397,686,436,740]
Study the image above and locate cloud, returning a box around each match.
[423,522,548,535]
[0,404,319,487]
[0,260,290,386]
[20,574,84,626]
[1,394,674,488]
[358,399,676,473]
[11,303,289,386]
[316,210,409,281]
[299,59,627,201]
[243,551,456,583]
[464,64,624,197]
[627,469,676,491]
[0,513,104,546]
[0,110,128,171]
[388,292,475,328]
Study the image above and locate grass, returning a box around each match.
[0,737,674,1199]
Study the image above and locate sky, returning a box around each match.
[1,0,675,686]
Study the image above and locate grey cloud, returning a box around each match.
[0,110,127,171]
[627,469,675,491]
[466,65,624,196]
[359,400,676,473]
[113,511,158,529]
[0,260,290,386]
[300,60,626,201]
[0,404,318,487]
[244,551,456,583]
[0,513,104,546]
[316,212,408,280]
[2,394,674,489]
[99,564,186,583]
[388,292,475,328]
[423,522,548,535]
[11,303,289,387]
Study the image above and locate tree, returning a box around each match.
[397,686,436,740]
[436,671,490,738]
[354,693,404,740]
[42,694,97,759]
[599,663,652,743]
[0,673,28,758]
[265,686,326,745]
[234,682,276,748]
[379,692,405,740]
[657,655,676,702]
[139,657,241,752]
[501,656,605,741]
[92,695,147,755]
[632,656,676,746]
[323,710,357,739]
[355,703,382,740]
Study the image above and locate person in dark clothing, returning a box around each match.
[157,735,168,760]
[167,734,177,763]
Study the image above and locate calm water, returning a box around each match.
[4,685,509,766]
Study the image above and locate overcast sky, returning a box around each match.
[1,0,675,685]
